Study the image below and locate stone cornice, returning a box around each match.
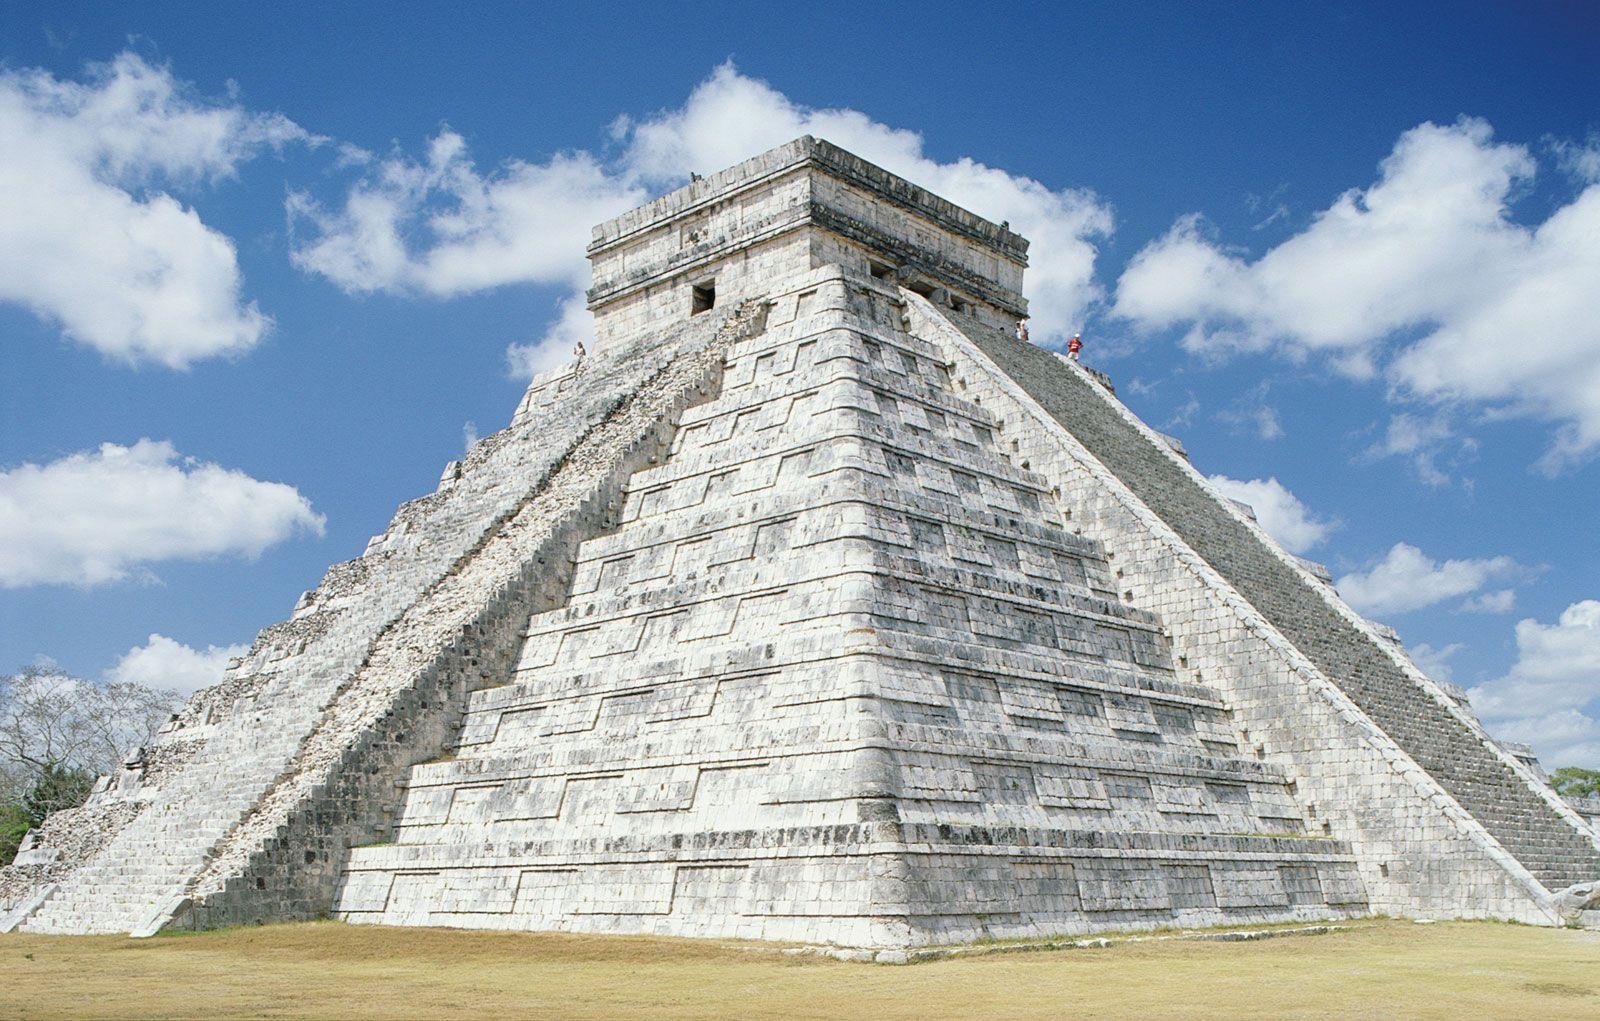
[588,136,1030,265]
[587,198,1028,317]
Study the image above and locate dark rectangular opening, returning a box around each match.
[907,280,936,298]
[691,281,716,315]
[869,259,896,280]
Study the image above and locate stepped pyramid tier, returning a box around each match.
[4,137,1597,949]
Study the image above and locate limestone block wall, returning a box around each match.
[592,231,811,350]
[908,293,1588,922]
[809,173,1024,296]
[176,300,768,931]
[339,269,922,949]
[18,137,1576,945]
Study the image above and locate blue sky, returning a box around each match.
[1,2,1598,767]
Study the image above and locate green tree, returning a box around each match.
[1550,766,1600,798]
[0,803,29,866]
[22,763,96,823]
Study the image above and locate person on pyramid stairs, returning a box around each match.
[572,338,587,374]
[1016,319,1030,344]
[1067,332,1083,361]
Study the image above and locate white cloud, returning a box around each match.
[292,64,1115,374]
[1470,600,1600,768]
[1164,394,1200,430]
[1374,413,1452,457]
[1407,641,1464,682]
[1552,134,1600,184]
[106,633,246,696]
[0,52,309,367]
[0,439,325,587]
[1114,118,1600,470]
[1217,403,1283,441]
[1363,412,1475,487]
[288,133,643,298]
[1461,588,1516,614]
[1244,182,1291,230]
[1335,542,1523,617]
[504,295,592,379]
[1206,475,1333,554]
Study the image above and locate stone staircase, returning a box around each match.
[943,312,1600,892]
[2,308,757,935]
[16,706,304,933]
[21,767,288,933]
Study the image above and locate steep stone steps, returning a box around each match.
[942,310,1600,892]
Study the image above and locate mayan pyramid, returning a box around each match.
[4,138,1598,952]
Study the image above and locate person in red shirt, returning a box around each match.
[1067,333,1083,360]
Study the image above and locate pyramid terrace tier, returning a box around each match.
[337,823,1363,948]
[394,648,1315,841]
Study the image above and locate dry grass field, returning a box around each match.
[1,918,1597,1020]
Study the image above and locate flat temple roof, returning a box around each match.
[588,136,1030,265]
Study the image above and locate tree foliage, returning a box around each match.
[1550,766,1600,799]
[22,763,97,822]
[1,666,176,778]
[0,665,180,836]
[0,803,28,866]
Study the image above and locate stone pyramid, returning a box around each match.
[4,138,1598,952]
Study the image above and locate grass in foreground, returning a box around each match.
[2,918,1598,1020]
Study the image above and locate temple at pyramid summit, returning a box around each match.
[5,137,1599,952]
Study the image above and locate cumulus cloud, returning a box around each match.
[106,633,246,696]
[1552,134,1600,184]
[1114,118,1600,470]
[1470,600,1600,768]
[504,295,596,379]
[292,64,1114,375]
[288,133,643,298]
[0,439,325,587]
[1334,542,1524,617]
[0,52,310,367]
[1206,475,1334,554]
